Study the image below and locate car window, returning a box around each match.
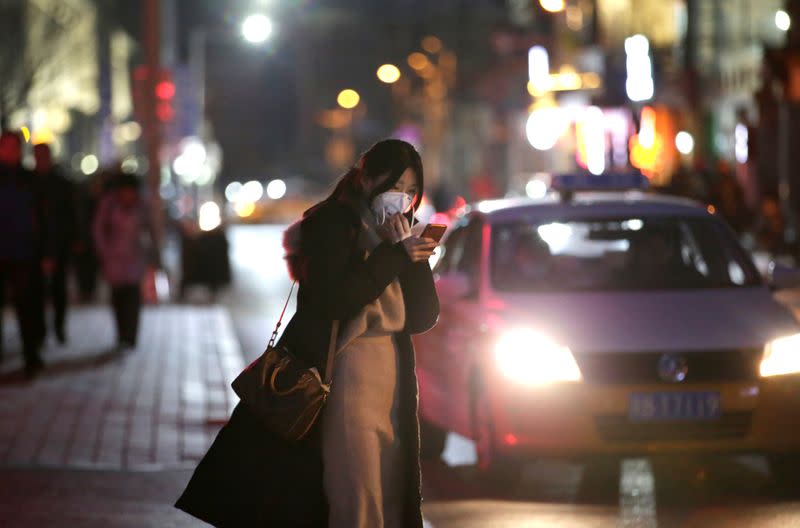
[491,216,762,292]
[458,218,483,280]
[433,217,483,276]
[434,223,467,274]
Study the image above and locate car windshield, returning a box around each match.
[491,216,761,292]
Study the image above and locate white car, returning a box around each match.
[415,175,800,486]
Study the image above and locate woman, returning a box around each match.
[176,139,440,527]
[92,172,157,350]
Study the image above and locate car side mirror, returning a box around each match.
[436,271,477,299]
[768,262,800,290]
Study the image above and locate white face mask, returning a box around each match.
[371,191,414,225]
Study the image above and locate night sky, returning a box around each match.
[166,0,506,184]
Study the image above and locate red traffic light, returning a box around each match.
[156,80,175,100]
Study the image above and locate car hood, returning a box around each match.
[489,287,800,353]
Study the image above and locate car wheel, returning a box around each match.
[470,374,522,486]
[768,453,800,492]
[420,417,447,461]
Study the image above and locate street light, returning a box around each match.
[421,36,442,54]
[675,131,695,155]
[266,179,287,200]
[80,154,99,175]
[776,10,791,32]
[407,52,429,71]
[241,14,273,44]
[625,34,654,102]
[540,0,565,13]
[377,64,401,84]
[337,89,360,109]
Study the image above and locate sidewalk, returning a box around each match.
[0,304,244,471]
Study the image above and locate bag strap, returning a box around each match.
[268,281,340,386]
[268,281,297,349]
[324,320,340,386]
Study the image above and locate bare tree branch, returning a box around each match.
[0,0,73,125]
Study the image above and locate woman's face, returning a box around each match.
[391,168,419,203]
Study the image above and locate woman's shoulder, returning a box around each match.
[284,200,362,280]
[302,199,360,235]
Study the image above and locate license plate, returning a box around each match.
[628,391,721,421]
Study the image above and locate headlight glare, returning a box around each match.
[761,333,800,377]
[494,329,582,386]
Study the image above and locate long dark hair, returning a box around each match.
[327,139,424,211]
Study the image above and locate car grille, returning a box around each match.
[595,412,752,442]
[575,349,762,384]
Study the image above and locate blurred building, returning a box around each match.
[756,0,800,244]
[0,0,139,176]
[158,0,798,222]
[192,0,510,209]
[450,0,791,206]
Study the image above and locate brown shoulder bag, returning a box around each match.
[231,282,339,441]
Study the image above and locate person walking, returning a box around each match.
[0,131,48,377]
[176,139,440,527]
[33,143,75,343]
[73,171,106,302]
[92,172,158,350]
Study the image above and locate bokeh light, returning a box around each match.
[199,201,221,231]
[526,178,548,199]
[539,0,565,13]
[675,131,695,155]
[80,154,99,175]
[526,108,568,150]
[235,200,256,218]
[377,64,401,84]
[242,180,264,202]
[776,10,791,31]
[225,181,243,203]
[337,89,360,109]
[407,52,429,70]
[121,156,139,174]
[266,179,287,200]
[241,14,273,44]
[421,36,442,53]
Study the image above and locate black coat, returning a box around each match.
[175,199,440,527]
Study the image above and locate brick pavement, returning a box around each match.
[0,305,244,471]
[0,468,204,527]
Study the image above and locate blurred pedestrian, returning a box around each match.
[176,139,440,527]
[710,160,749,234]
[469,167,499,201]
[33,143,75,343]
[73,171,107,302]
[754,196,788,256]
[0,131,47,378]
[665,163,706,201]
[92,172,158,350]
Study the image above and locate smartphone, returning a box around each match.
[419,223,447,244]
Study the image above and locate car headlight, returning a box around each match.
[761,333,800,377]
[494,329,582,386]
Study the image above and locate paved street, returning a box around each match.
[0,306,242,470]
[0,305,243,526]
[2,224,800,527]
[0,469,199,527]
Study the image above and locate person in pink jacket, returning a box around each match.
[92,172,158,350]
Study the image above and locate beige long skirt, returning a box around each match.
[321,334,403,528]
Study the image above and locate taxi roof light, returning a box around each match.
[550,171,649,201]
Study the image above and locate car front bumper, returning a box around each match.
[488,374,800,458]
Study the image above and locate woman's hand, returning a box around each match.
[402,237,437,263]
[378,213,412,244]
